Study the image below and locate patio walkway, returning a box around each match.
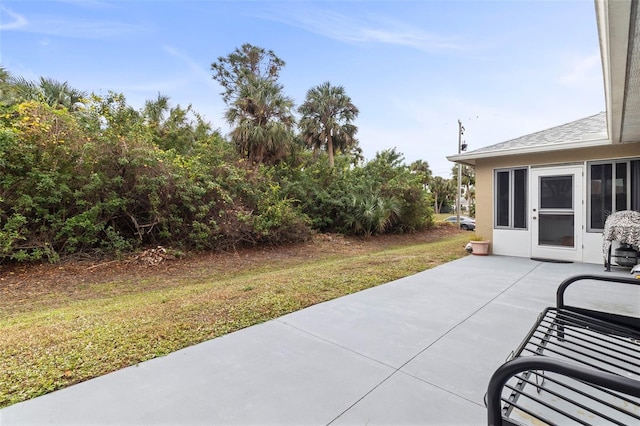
[1,255,638,425]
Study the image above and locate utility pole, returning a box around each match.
[457,120,464,228]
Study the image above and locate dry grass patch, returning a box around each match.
[0,230,469,407]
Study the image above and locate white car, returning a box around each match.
[443,215,476,231]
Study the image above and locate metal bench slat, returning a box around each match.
[521,311,640,377]
[499,307,640,425]
[507,374,629,426]
[525,371,640,421]
[554,309,640,341]
[538,315,640,355]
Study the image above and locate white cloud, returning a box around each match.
[32,19,141,39]
[0,6,27,30]
[163,45,219,91]
[0,5,143,39]
[359,26,465,51]
[55,0,116,9]
[257,6,471,53]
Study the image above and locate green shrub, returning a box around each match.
[276,150,433,236]
[0,94,431,264]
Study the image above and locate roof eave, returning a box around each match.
[447,137,611,166]
[596,0,633,144]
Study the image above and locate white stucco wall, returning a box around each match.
[492,229,531,258]
[473,143,640,264]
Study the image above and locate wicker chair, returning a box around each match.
[603,210,640,271]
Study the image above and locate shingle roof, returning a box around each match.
[464,112,608,156]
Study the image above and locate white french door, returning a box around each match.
[530,166,583,262]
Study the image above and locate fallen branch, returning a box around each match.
[86,259,120,271]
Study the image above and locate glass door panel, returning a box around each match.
[540,175,573,209]
[538,214,575,247]
[538,175,574,247]
[531,167,583,262]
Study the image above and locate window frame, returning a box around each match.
[494,167,528,230]
[587,158,638,232]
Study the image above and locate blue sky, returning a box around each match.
[1,0,603,177]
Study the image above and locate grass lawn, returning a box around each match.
[433,213,473,221]
[0,227,469,408]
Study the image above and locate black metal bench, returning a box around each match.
[486,274,640,426]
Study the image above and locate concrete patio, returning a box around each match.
[1,255,638,425]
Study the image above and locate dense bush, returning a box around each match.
[0,89,434,264]
[0,98,312,263]
[274,149,433,236]
[359,148,433,233]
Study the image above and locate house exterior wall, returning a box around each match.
[473,142,640,263]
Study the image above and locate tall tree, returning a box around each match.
[298,81,359,168]
[225,75,295,165]
[211,44,284,103]
[429,176,456,214]
[143,93,170,128]
[211,44,295,166]
[451,164,475,213]
[410,159,433,189]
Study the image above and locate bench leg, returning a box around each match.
[605,245,612,272]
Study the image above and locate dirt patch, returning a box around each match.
[0,224,466,311]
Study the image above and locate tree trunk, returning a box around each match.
[327,134,335,168]
[465,183,471,213]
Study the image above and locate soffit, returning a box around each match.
[621,1,640,143]
[598,0,640,144]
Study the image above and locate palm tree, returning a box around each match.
[451,164,476,213]
[345,188,401,236]
[0,67,9,83]
[0,67,15,105]
[298,82,359,168]
[143,93,170,128]
[212,44,295,166]
[410,160,433,189]
[8,76,40,103]
[429,176,456,214]
[225,75,295,165]
[8,75,86,110]
[38,77,86,110]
